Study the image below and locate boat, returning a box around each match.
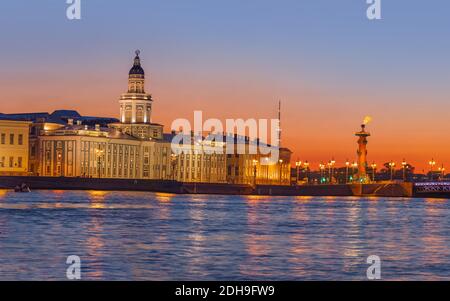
[14,183,31,193]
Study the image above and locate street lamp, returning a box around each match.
[319,163,325,183]
[438,165,445,181]
[389,161,396,181]
[295,160,302,185]
[345,160,350,184]
[279,159,283,184]
[429,158,436,180]
[95,148,104,178]
[330,158,336,184]
[252,159,258,186]
[304,161,310,184]
[371,162,377,182]
[402,159,407,182]
[352,162,358,182]
[171,153,177,181]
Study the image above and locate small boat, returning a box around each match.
[14,183,31,193]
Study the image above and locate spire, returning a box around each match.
[277,100,282,147]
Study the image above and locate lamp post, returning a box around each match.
[371,162,377,182]
[345,160,350,184]
[352,162,358,182]
[429,158,436,181]
[304,161,310,184]
[438,165,445,181]
[252,159,258,186]
[295,160,302,185]
[319,163,325,183]
[171,153,177,181]
[402,159,407,182]
[95,148,104,178]
[279,159,283,185]
[389,161,396,181]
[330,158,336,184]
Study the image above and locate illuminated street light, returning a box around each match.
[171,153,178,181]
[95,148,105,178]
[429,158,436,180]
[371,162,377,182]
[389,161,396,181]
[304,161,310,184]
[279,159,283,184]
[319,163,325,183]
[352,162,358,182]
[345,160,350,184]
[402,159,407,182]
[295,160,302,185]
[438,164,445,181]
[252,159,258,186]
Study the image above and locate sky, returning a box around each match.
[0,0,449,172]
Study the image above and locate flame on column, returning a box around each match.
[363,116,372,125]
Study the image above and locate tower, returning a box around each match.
[277,100,281,147]
[119,50,153,124]
[355,124,371,183]
[111,50,163,140]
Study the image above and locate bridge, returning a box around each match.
[414,182,450,198]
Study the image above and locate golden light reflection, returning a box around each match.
[154,192,175,203]
[294,196,313,202]
[88,190,108,198]
[0,189,8,199]
[88,191,108,209]
[244,195,268,204]
[51,190,66,195]
[85,216,105,279]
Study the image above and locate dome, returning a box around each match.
[129,50,145,76]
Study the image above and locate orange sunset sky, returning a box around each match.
[0,1,449,172]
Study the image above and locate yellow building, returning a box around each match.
[37,125,172,179]
[0,119,31,176]
[225,137,292,185]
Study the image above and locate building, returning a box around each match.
[36,51,172,179]
[109,50,164,140]
[0,119,32,176]
[167,132,228,183]
[225,135,292,185]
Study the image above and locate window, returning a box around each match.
[9,157,14,168]
[0,156,4,168]
[18,134,23,145]
[18,157,22,168]
[9,134,14,145]
[1,133,5,144]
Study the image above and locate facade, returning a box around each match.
[0,119,31,176]
[226,139,292,185]
[37,126,172,179]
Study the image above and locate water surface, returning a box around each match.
[0,189,449,280]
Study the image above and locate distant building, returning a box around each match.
[0,119,31,176]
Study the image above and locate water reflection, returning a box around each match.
[0,191,449,280]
